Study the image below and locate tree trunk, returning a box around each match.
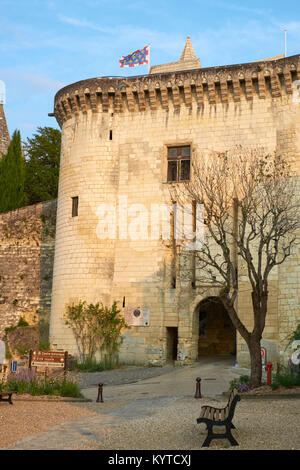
[249,334,262,387]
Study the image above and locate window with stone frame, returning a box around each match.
[167,145,191,182]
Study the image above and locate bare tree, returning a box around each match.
[170,147,300,387]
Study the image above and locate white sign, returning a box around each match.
[0,340,5,364]
[31,361,65,368]
[291,340,300,365]
[261,347,266,366]
[124,306,150,326]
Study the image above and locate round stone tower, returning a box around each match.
[50,41,300,366]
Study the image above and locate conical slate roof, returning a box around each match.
[150,36,201,74]
[0,104,10,158]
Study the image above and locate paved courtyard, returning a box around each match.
[3,357,300,450]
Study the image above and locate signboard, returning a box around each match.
[12,360,17,372]
[124,306,150,326]
[0,340,5,364]
[29,350,68,369]
[261,347,266,367]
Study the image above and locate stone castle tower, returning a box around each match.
[0,80,9,157]
[50,37,300,366]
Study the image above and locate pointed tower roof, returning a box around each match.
[179,36,198,63]
[0,104,10,158]
[150,36,201,74]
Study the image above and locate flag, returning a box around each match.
[119,45,150,68]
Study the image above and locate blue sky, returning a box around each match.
[1,0,300,142]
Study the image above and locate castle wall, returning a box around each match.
[50,55,300,366]
[0,200,56,343]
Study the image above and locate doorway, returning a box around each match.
[197,297,236,357]
[166,327,178,362]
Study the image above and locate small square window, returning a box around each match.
[72,196,78,217]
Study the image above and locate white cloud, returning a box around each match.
[22,73,64,92]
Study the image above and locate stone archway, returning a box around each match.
[196,296,236,357]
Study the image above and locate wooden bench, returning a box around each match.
[0,385,13,405]
[197,388,240,447]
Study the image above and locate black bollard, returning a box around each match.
[96,383,104,403]
[194,377,202,398]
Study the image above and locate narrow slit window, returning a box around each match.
[72,196,79,217]
[109,130,113,140]
[167,145,191,182]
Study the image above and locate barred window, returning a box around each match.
[167,146,190,182]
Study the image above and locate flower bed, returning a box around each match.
[2,368,83,398]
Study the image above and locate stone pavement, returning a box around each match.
[75,364,176,388]
[8,357,243,450]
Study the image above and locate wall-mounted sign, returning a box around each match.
[261,347,266,367]
[124,306,150,326]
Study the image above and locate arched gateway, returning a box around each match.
[194,297,236,357]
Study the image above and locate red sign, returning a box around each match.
[261,347,266,365]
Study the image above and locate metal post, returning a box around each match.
[285,29,287,58]
[195,377,202,398]
[28,349,33,370]
[96,383,104,403]
[64,351,68,379]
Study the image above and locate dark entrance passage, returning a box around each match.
[166,327,178,362]
[197,297,236,357]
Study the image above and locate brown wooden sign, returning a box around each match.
[29,350,68,369]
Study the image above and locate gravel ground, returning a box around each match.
[4,395,300,450]
[2,360,300,451]
[74,396,300,450]
[0,398,96,449]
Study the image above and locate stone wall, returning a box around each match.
[0,200,57,344]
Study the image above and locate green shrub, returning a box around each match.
[64,300,130,367]
[17,316,29,327]
[271,368,300,390]
[285,323,300,349]
[69,357,117,372]
[229,375,251,390]
[38,341,51,351]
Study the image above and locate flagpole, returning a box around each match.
[148,45,150,74]
[284,29,287,57]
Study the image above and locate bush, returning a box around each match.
[64,300,130,367]
[3,369,82,398]
[69,357,117,373]
[229,375,256,393]
[271,366,300,390]
[17,316,29,327]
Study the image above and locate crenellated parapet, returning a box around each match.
[53,54,300,127]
